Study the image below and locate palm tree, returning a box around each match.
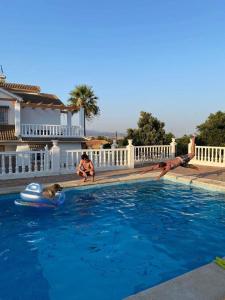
[68,84,100,136]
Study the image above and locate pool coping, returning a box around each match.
[0,172,157,195]
[124,259,225,300]
[164,172,225,193]
[1,169,225,196]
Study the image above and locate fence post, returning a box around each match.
[15,101,21,136]
[127,139,134,168]
[51,140,60,174]
[170,138,177,158]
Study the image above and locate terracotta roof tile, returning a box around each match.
[84,139,109,149]
[0,125,17,141]
[0,82,40,93]
[13,92,63,106]
[0,81,69,107]
[28,142,52,150]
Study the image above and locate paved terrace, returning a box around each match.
[0,164,225,194]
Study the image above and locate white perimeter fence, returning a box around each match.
[0,150,53,179]
[191,146,225,167]
[62,148,129,172]
[0,139,224,180]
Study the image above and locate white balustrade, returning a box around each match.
[62,148,129,172]
[0,150,52,179]
[0,142,179,180]
[192,146,225,167]
[0,141,224,180]
[134,145,171,163]
[62,144,173,172]
[21,124,81,137]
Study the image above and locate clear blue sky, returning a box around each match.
[1,0,225,136]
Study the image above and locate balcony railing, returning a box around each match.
[21,124,81,138]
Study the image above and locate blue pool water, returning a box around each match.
[1,180,225,300]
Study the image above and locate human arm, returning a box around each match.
[77,160,87,176]
[89,161,95,172]
[139,164,160,174]
[77,160,84,172]
[189,136,196,158]
[156,165,172,180]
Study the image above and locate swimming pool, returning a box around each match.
[1,180,225,300]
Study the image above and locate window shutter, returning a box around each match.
[0,106,9,124]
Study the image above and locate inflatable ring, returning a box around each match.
[15,183,65,208]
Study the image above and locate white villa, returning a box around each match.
[0,73,85,152]
[0,72,223,180]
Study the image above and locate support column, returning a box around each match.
[51,140,61,173]
[16,144,30,167]
[170,138,177,158]
[126,139,134,168]
[67,111,72,127]
[15,101,21,136]
[79,107,85,136]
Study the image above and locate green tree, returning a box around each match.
[69,84,100,136]
[125,111,167,146]
[176,134,192,155]
[164,132,175,144]
[97,136,111,141]
[197,111,225,146]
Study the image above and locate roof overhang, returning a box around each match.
[21,102,79,111]
[0,88,23,102]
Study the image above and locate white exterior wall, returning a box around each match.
[59,142,82,151]
[0,99,15,125]
[0,91,13,100]
[58,142,83,166]
[21,107,61,125]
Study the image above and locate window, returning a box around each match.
[0,106,9,124]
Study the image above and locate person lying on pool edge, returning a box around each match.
[140,136,199,180]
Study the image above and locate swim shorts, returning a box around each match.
[177,154,191,167]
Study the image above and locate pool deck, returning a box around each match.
[0,164,225,195]
[1,164,225,299]
[125,260,225,300]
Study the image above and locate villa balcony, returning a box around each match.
[20,124,82,138]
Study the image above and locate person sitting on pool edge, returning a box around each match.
[140,136,199,180]
[77,153,95,182]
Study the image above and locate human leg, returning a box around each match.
[89,170,95,182]
[77,171,88,182]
